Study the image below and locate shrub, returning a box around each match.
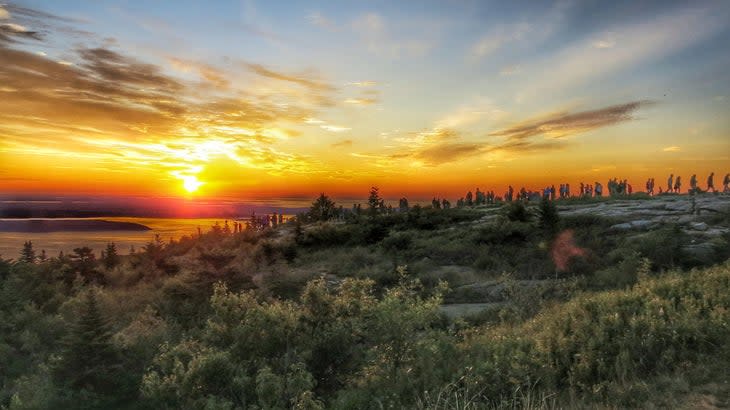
[504,201,532,222]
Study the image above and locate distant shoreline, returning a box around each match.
[0,219,152,233]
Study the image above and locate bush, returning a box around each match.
[504,201,532,222]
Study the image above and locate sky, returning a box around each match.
[0,0,729,202]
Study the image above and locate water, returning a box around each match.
[0,217,264,259]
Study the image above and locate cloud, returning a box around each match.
[413,141,484,165]
[663,146,681,152]
[518,4,728,96]
[307,11,337,31]
[471,22,530,59]
[500,65,521,76]
[435,99,507,130]
[376,100,650,167]
[348,81,377,87]
[245,62,334,93]
[0,22,42,41]
[331,139,353,149]
[79,47,184,90]
[344,98,377,105]
[592,38,615,49]
[168,57,230,89]
[0,6,8,20]
[0,5,337,188]
[469,1,571,61]
[489,100,654,141]
[351,12,434,58]
[320,124,351,133]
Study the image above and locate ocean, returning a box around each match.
[0,217,267,259]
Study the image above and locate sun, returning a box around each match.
[182,175,203,193]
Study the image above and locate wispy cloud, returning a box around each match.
[348,81,377,87]
[307,11,337,31]
[331,139,353,148]
[490,100,654,140]
[500,65,521,76]
[470,0,571,61]
[168,57,230,89]
[320,124,351,133]
[663,146,681,152]
[518,4,728,96]
[0,22,41,41]
[344,98,377,105]
[471,22,530,59]
[0,5,338,189]
[592,33,616,49]
[435,98,507,130]
[245,62,334,92]
[351,12,434,58]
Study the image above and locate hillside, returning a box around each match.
[1,193,729,409]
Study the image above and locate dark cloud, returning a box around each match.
[0,23,42,42]
[386,118,585,167]
[4,3,81,23]
[414,142,483,165]
[490,100,655,141]
[79,47,183,90]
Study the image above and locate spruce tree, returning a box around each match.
[53,291,126,406]
[102,242,119,269]
[20,240,36,263]
[368,186,383,217]
[539,197,560,236]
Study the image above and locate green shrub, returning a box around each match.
[504,201,532,222]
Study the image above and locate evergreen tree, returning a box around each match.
[71,247,103,284]
[53,291,128,407]
[308,193,337,221]
[102,242,119,270]
[39,249,47,262]
[20,240,36,263]
[539,197,560,236]
[368,186,384,217]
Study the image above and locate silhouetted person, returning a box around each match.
[707,172,715,193]
[674,175,682,193]
[690,174,698,193]
[668,174,674,193]
[724,174,730,193]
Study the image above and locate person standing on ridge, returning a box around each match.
[707,172,715,193]
[674,175,682,193]
[668,174,674,193]
[724,173,730,193]
[690,174,698,193]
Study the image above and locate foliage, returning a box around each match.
[504,201,531,222]
[19,241,36,264]
[1,195,729,409]
[307,193,338,222]
[537,198,560,236]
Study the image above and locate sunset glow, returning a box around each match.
[0,1,728,201]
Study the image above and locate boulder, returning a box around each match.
[689,222,708,231]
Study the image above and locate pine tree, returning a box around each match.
[539,197,560,236]
[368,186,383,217]
[53,291,127,406]
[102,242,119,269]
[20,240,36,263]
[308,193,337,221]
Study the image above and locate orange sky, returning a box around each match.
[1,2,729,202]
